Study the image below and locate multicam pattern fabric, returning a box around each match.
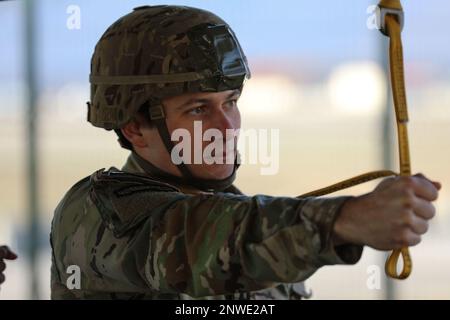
[50,154,363,299]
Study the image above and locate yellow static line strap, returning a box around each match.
[384,9,412,280]
[298,0,412,280]
[298,170,397,198]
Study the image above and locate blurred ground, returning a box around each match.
[1,94,449,299]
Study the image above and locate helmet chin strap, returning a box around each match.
[135,100,239,192]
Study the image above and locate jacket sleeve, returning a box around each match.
[52,170,363,298]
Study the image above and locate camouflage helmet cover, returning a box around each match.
[88,5,251,130]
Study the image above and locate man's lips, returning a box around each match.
[203,149,236,162]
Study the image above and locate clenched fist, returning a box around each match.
[0,245,17,285]
[333,173,441,250]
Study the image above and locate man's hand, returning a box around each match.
[333,173,441,250]
[0,245,17,285]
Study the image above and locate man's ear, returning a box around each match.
[120,120,148,148]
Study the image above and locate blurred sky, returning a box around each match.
[1,0,450,90]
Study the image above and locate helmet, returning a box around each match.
[87,5,251,191]
[88,5,251,130]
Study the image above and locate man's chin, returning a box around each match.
[190,163,235,180]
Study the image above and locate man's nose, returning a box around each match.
[214,108,236,134]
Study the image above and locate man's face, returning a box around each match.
[138,89,242,181]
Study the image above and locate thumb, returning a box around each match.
[414,173,442,191]
[433,181,442,191]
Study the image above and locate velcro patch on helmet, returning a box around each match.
[188,23,249,78]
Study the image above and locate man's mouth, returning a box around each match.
[203,148,236,163]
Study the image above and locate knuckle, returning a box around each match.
[396,230,417,247]
[404,213,415,228]
[401,236,411,246]
[399,239,410,247]
[424,203,436,219]
[429,204,436,217]
[394,232,408,246]
[431,189,439,201]
[375,177,395,191]
[399,209,414,227]
[411,236,422,247]
[401,192,415,209]
[400,176,415,189]
[421,221,429,234]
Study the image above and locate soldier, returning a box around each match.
[0,245,17,286]
[50,5,440,299]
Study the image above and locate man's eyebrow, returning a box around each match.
[227,89,241,99]
[176,89,241,110]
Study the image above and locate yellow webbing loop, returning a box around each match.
[381,2,412,280]
[299,0,412,280]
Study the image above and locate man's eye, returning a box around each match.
[187,106,205,115]
[224,99,238,108]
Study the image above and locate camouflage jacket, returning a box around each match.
[50,153,363,299]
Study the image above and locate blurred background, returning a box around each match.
[0,0,449,299]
